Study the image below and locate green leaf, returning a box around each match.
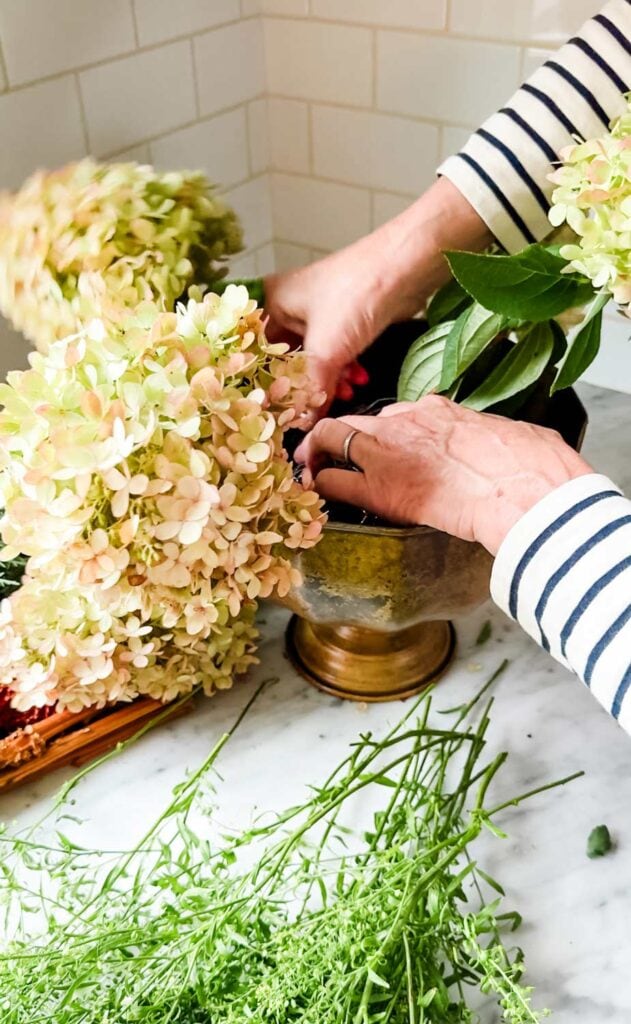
[426,277,470,326]
[463,321,555,412]
[476,867,505,896]
[439,302,507,391]
[587,824,613,859]
[446,245,595,321]
[551,291,608,393]
[397,321,453,402]
[367,968,390,989]
[476,621,492,647]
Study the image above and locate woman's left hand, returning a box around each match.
[295,395,593,556]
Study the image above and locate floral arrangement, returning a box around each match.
[0,285,324,713]
[398,97,631,408]
[549,101,631,310]
[0,159,242,352]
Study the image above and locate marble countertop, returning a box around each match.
[4,382,631,1022]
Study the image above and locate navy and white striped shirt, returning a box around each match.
[439,0,631,253]
[440,0,631,731]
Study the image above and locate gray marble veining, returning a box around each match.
[3,382,631,1021]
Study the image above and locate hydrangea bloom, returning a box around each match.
[0,286,325,712]
[0,159,242,351]
[549,97,631,312]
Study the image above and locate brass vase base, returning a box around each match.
[286,616,456,702]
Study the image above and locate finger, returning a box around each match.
[294,418,375,469]
[314,467,371,508]
[347,361,370,387]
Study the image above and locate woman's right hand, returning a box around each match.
[263,178,494,421]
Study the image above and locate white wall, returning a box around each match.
[0,0,272,373]
[0,0,628,389]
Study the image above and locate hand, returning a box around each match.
[295,396,593,556]
[264,178,493,421]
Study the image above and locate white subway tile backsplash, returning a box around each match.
[109,143,152,163]
[0,0,135,87]
[80,42,196,155]
[0,76,85,189]
[371,191,411,229]
[273,241,312,271]
[229,249,259,277]
[263,0,309,13]
[269,98,309,173]
[312,106,437,194]
[272,173,371,250]
[449,0,601,44]
[133,0,239,46]
[240,0,262,14]
[439,125,472,162]
[377,31,520,126]
[521,47,552,80]
[255,242,276,274]
[195,20,265,117]
[247,99,270,175]
[265,19,372,107]
[312,0,446,30]
[225,174,273,250]
[151,109,249,187]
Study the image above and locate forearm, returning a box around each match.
[366,177,493,323]
[492,474,631,733]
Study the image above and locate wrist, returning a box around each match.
[478,456,593,556]
[374,177,494,324]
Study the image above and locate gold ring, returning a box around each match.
[342,428,361,469]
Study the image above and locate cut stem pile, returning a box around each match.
[0,672,578,1023]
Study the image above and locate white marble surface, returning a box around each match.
[4,382,631,1021]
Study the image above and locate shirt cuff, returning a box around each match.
[437,154,533,254]
[491,473,623,626]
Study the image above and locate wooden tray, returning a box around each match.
[0,696,192,793]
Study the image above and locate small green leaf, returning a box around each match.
[397,321,453,401]
[476,621,492,646]
[439,303,507,391]
[367,968,390,989]
[446,245,594,321]
[587,824,613,859]
[463,321,555,412]
[476,868,505,896]
[426,277,470,326]
[419,988,437,1008]
[551,291,608,393]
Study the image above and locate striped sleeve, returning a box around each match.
[438,0,631,253]
[491,473,631,732]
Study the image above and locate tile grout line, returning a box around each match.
[74,73,91,153]
[306,101,314,175]
[263,13,562,50]
[371,28,377,110]
[130,0,140,47]
[0,36,9,91]
[271,167,418,202]
[190,37,201,120]
[100,94,266,161]
[267,91,479,132]
[0,16,254,96]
